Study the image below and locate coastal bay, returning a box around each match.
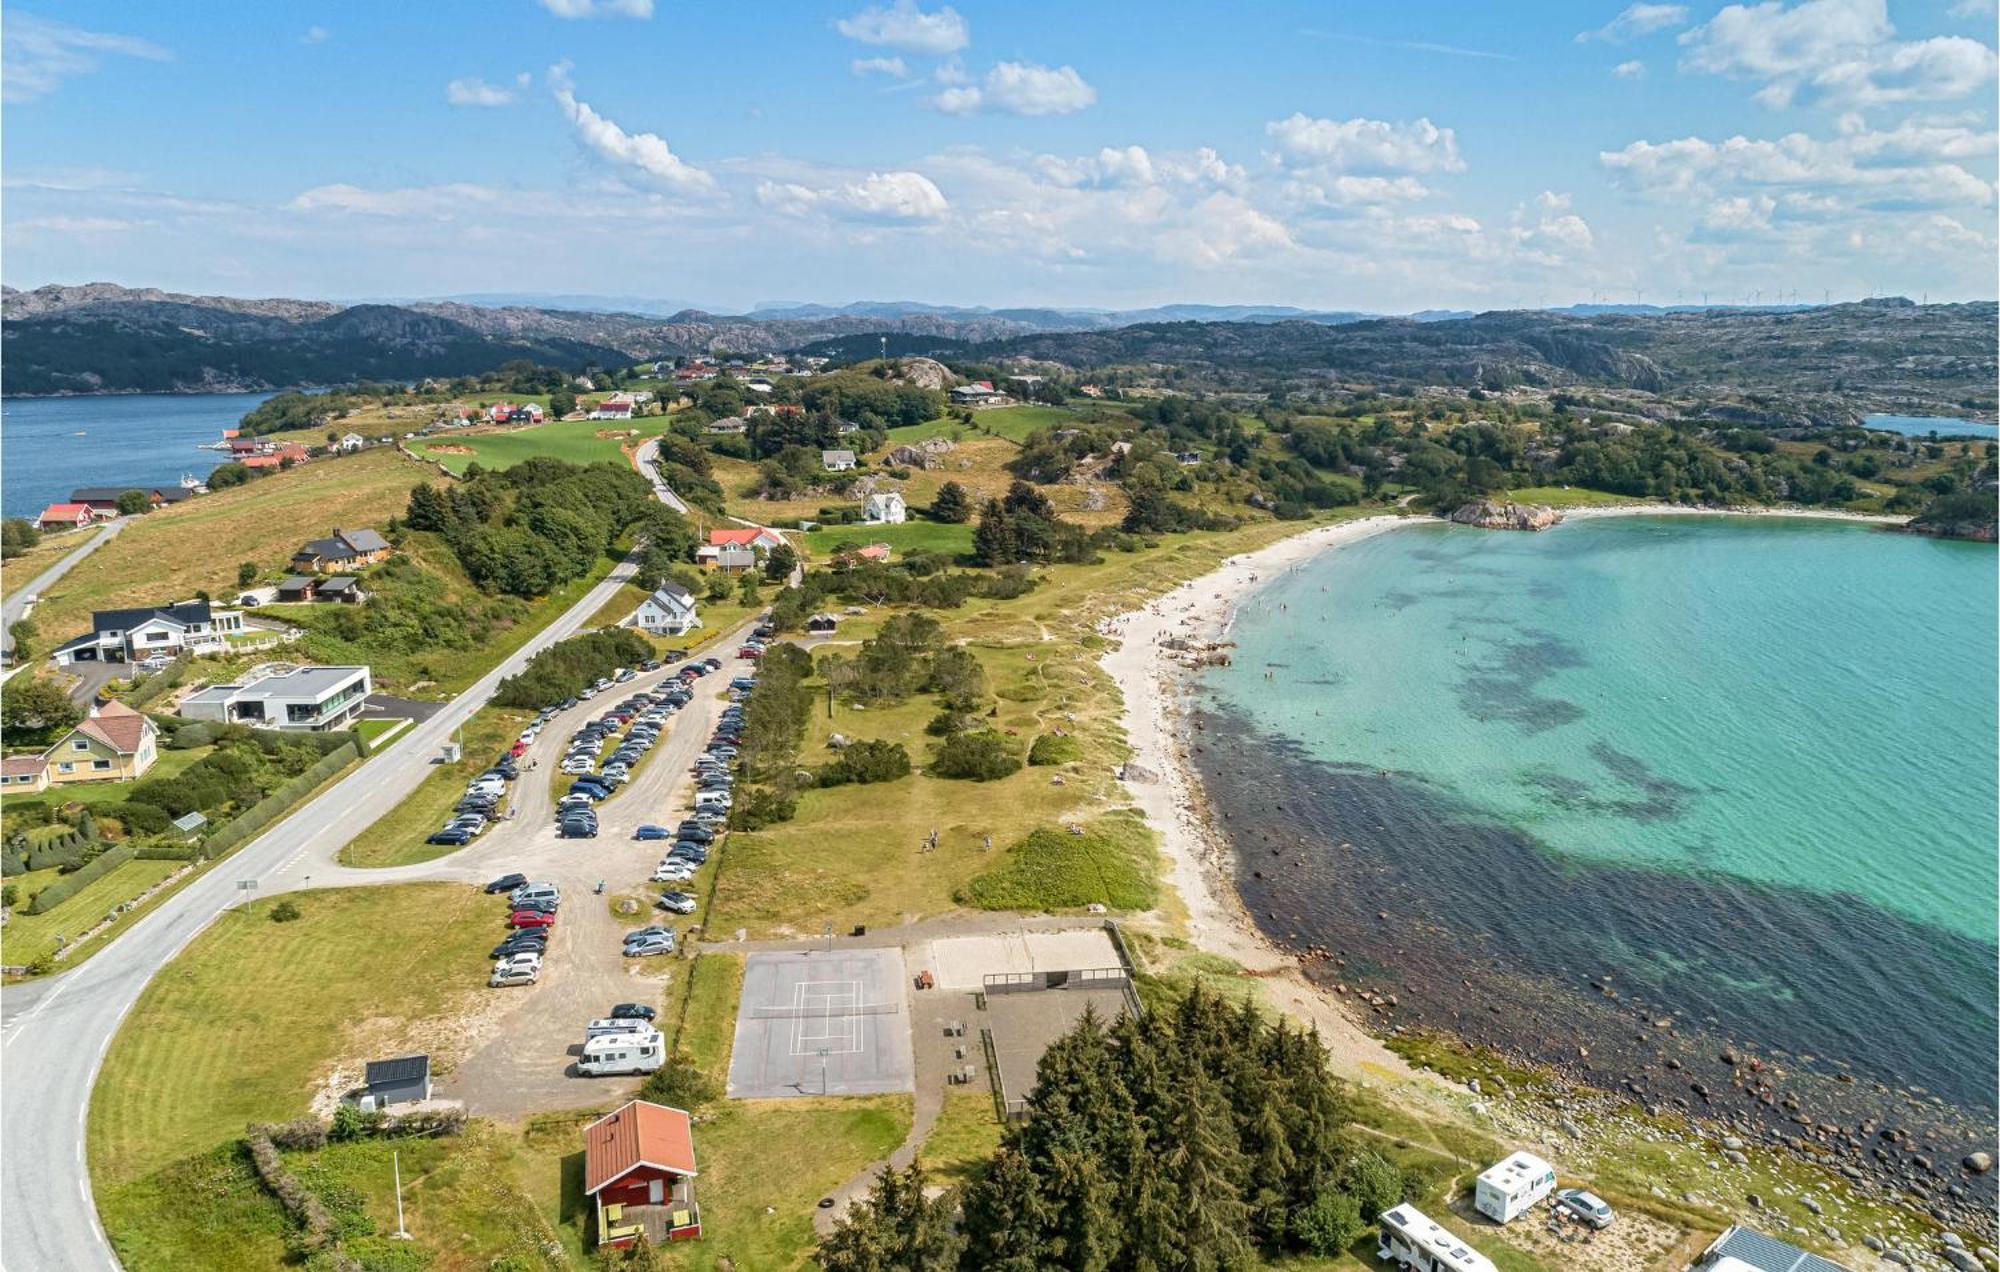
[0,392,272,517]
[1104,507,1997,1231]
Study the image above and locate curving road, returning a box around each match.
[1,519,126,663]
[0,548,647,1272]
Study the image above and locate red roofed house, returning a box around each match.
[241,443,310,471]
[706,527,786,554]
[584,1100,701,1247]
[34,503,96,532]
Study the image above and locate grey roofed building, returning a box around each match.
[1693,1225,1852,1272]
[821,449,857,471]
[180,665,373,732]
[362,1054,432,1107]
[171,811,207,837]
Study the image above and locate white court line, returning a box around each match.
[788,979,865,1056]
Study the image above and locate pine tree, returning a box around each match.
[404,482,449,531]
[971,500,1016,566]
[930,480,971,524]
[817,1162,962,1272]
[1160,1071,1252,1270]
[956,1145,1051,1271]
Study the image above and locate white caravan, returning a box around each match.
[578,1029,665,1076]
[1473,1151,1557,1224]
[1377,1204,1496,1272]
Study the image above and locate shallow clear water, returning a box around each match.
[1,392,272,517]
[1862,412,1999,440]
[1212,516,1997,939]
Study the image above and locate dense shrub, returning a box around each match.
[639,1050,721,1109]
[817,740,911,787]
[956,819,1156,911]
[1291,1189,1365,1256]
[927,730,1021,781]
[728,787,797,831]
[270,899,303,923]
[492,628,653,708]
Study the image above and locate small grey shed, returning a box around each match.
[362,1054,432,1109]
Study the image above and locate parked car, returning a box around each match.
[1554,1190,1615,1229]
[510,909,556,928]
[610,1002,657,1020]
[655,891,698,915]
[510,883,560,905]
[674,822,716,843]
[624,934,674,957]
[560,821,599,839]
[426,828,472,846]
[623,925,672,945]
[489,963,540,987]
[653,864,697,883]
[485,873,528,894]
[635,825,672,840]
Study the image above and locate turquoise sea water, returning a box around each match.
[1862,412,1999,440]
[1211,516,1997,942]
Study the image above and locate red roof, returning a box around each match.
[2,755,46,777]
[707,528,768,547]
[37,503,92,522]
[74,701,151,755]
[584,1101,698,1194]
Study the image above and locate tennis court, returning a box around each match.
[726,948,916,1098]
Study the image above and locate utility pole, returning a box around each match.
[392,1150,411,1240]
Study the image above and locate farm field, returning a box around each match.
[411,418,637,475]
[25,449,419,645]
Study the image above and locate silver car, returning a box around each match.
[1553,1189,1614,1229]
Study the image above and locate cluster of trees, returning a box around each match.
[492,628,652,708]
[800,369,945,430]
[768,558,1035,632]
[405,458,693,597]
[2,517,42,559]
[817,738,912,787]
[729,643,815,830]
[821,986,1410,1269]
[972,483,1096,567]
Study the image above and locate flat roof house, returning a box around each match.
[630,583,702,636]
[585,1100,701,1247]
[290,528,391,573]
[361,1054,432,1111]
[180,665,372,732]
[52,601,246,666]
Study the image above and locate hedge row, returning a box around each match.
[135,843,202,862]
[26,842,138,914]
[202,741,359,857]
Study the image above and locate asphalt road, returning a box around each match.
[0,519,126,661]
[632,438,690,514]
[0,548,645,1272]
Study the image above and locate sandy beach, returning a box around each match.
[1098,501,1914,1080]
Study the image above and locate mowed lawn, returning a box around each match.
[28,448,420,642]
[0,859,184,966]
[412,418,636,475]
[885,404,1098,445]
[90,884,495,1191]
[802,520,975,560]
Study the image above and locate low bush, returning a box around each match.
[728,787,796,831]
[1027,732,1081,766]
[1291,1189,1365,1256]
[927,730,1021,782]
[640,1050,720,1110]
[956,817,1157,911]
[269,899,302,923]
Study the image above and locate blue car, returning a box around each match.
[635,824,672,840]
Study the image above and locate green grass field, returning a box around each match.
[412,418,637,475]
[1,526,104,600]
[882,405,1087,446]
[91,885,494,1189]
[802,520,974,560]
[338,708,529,867]
[0,859,184,965]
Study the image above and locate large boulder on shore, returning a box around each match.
[1447,500,1564,531]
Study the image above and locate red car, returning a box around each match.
[509,741,529,757]
[738,646,763,659]
[508,909,556,929]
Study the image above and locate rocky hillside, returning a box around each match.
[970,299,1999,423]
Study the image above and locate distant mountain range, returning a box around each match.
[1,282,1989,416]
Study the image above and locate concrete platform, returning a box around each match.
[983,985,1130,1112]
[727,948,916,1099]
[914,929,1119,990]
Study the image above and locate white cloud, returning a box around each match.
[1679,0,1998,109]
[1949,0,1996,16]
[835,1,968,55]
[1265,113,1466,174]
[302,25,330,44]
[12,215,145,235]
[1613,59,1648,78]
[537,0,653,17]
[756,169,949,222]
[289,183,503,217]
[1033,145,1245,191]
[851,56,909,78]
[447,73,530,107]
[1577,4,1690,43]
[3,13,172,104]
[931,62,1097,116]
[1157,193,1295,268]
[1601,124,1997,208]
[548,64,716,194]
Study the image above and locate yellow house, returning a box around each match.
[44,701,159,786]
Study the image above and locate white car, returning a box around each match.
[489,959,541,987]
[652,863,697,883]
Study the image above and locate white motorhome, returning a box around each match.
[1473,1151,1556,1224]
[1377,1204,1496,1272]
[578,1029,665,1076]
[584,1017,653,1040]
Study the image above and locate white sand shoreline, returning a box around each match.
[1099,502,1911,1078]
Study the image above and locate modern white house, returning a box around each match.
[180,665,373,732]
[862,491,907,525]
[629,583,702,636]
[51,601,247,666]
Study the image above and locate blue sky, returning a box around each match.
[3,0,1995,311]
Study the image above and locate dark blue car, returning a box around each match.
[635,824,672,840]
